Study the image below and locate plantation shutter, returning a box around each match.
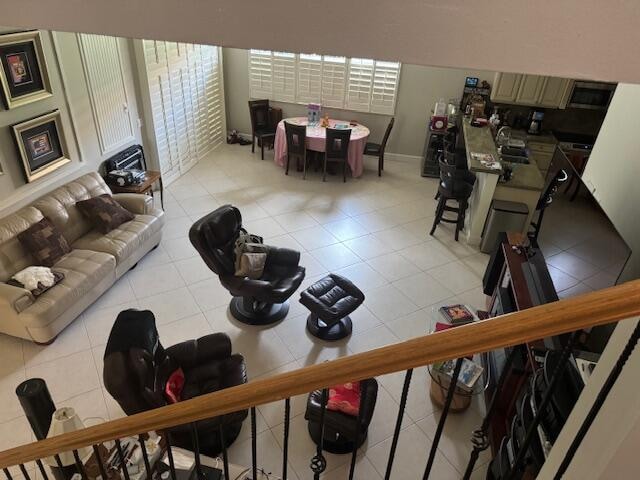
[345,58,374,112]
[249,49,273,98]
[296,53,322,104]
[272,52,296,102]
[320,56,347,108]
[371,61,401,115]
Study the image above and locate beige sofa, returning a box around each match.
[0,172,164,343]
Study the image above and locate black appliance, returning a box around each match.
[566,81,616,110]
[16,378,56,440]
[527,110,544,135]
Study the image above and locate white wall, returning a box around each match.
[0,30,143,216]
[223,48,492,157]
[0,1,639,84]
[582,84,640,282]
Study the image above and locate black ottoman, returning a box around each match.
[300,274,365,341]
[305,379,378,454]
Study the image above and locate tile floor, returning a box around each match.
[0,144,495,479]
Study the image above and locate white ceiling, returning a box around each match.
[2,0,639,83]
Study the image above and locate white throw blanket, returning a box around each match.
[11,266,56,291]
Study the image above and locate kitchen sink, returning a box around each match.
[498,146,530,164]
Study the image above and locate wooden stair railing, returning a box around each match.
[1,279,640,469]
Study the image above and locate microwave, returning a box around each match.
[566,81,616,110]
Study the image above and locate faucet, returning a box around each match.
[496,126,512,147]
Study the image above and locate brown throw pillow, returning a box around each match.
[17,218,71,267]
[76,194,135,234]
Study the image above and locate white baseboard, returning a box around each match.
[384,152,422,163]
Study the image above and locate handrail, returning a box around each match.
[1,280,640,468]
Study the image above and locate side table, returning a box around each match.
[108,170,164,210]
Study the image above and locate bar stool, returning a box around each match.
[430,160,474,241]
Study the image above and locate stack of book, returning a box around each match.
[432,304,483,392]
[432,358,484,393]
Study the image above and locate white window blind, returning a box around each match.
[249,50,400,115]
[296,53,322,104]
[371,61,401,114]
[272,51,296,103]
[345,58,374,112]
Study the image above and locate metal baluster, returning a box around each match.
[507,331,578,480]
[72,450,88,480]
[310,388,328,480]
[423,358,464,480]
[218,426,231,480]
[18,465,30,480]
[189,424,204,479]
[92,445,108,480]
[348,381,368,480]
[462,346,521,479]
[138,435,152,480]
[251,407,258,480]
[384,369,413,480]
[3,468,12,480]
[35,460,49,480]
[53,455,65,472]
[115,439,131,480]
[164,431,178,480]
[282,398,291,480]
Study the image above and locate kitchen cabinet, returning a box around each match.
[538,77,572,108]
[492,73,572,109]
[490,73,523,103]
[515,75,546,105]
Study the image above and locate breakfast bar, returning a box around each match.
[461,119,545,246]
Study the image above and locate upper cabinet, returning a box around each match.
[491,73,572,109]
[538,77,572,108]
[515,75,546,105]
[490,73,522,103]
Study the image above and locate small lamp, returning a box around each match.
[45,407,92,467]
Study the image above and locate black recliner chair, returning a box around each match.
[190,205,306,325]
[103,309,248,456]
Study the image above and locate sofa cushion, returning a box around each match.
[32,172,112,244]
[72,213,162,263]
[0,206,45,282]
[18,249,116,328]
[17,218,71,267]
[76,194,135,234]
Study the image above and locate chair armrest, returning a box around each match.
[265,246,300,269]
[112,193,152,215]
[0,283,34,314]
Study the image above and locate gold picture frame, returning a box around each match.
[12,110,70,183]
[0,30,52,109]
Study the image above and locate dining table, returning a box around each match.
[274,117,371,177]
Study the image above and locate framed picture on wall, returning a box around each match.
[0,31,52,109]
[12,110,70,183]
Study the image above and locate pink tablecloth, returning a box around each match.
[274,117,370,177]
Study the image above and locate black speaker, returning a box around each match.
[16,378,56,440]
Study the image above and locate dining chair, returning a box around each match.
[364,117,394,176]
[248,99,276,160]
[284,122,308,177]
[324,128,352,182]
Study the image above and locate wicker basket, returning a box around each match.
[429,372,473,413]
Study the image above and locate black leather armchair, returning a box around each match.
[305,379,378,454]
[189,205,306,325]
[103,309,248,456]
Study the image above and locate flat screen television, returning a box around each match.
[535,147,632,351]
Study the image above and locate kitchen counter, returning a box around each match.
[461,118,545,246]
[462,119,503,174]
[499,155,545,191]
